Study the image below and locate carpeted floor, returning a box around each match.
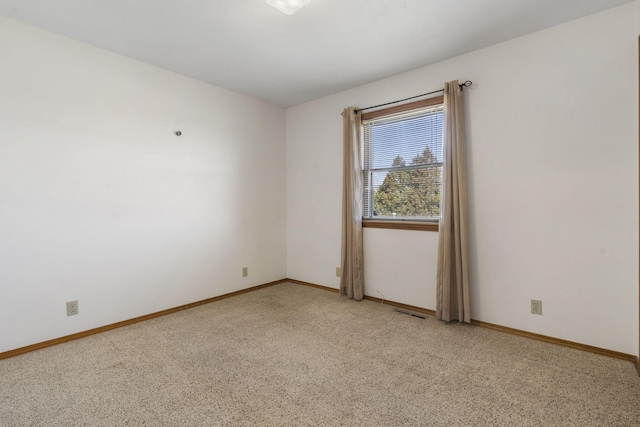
[1,282,639,426]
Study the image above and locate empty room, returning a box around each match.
[1,0,639,425]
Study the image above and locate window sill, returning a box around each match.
[362,220,439,232]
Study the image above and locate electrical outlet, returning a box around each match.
[530,299,542,315]
[242,267,248,277]
[66,300,79,316]
[336,267,341,277]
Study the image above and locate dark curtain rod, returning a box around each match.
[354,80,472,114]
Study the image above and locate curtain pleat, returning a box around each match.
[340,107,364,300]
[436,81,470,323]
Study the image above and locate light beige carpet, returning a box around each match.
[1,282,639,426]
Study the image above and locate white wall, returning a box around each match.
[0,16,287,353]
[286,4,639,355]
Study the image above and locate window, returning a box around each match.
[362,96,444,231]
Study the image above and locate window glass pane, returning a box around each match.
[362,106,444,221]
[370,166,442,218]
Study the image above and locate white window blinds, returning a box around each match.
[363,105,444,220]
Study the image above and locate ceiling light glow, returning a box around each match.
[265,0,311,15]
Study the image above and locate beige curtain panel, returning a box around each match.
[340,107,364,300]
[436,80,471,323]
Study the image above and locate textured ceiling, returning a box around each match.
[0,0,633,107]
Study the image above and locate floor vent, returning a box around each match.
[394,309,426,319]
